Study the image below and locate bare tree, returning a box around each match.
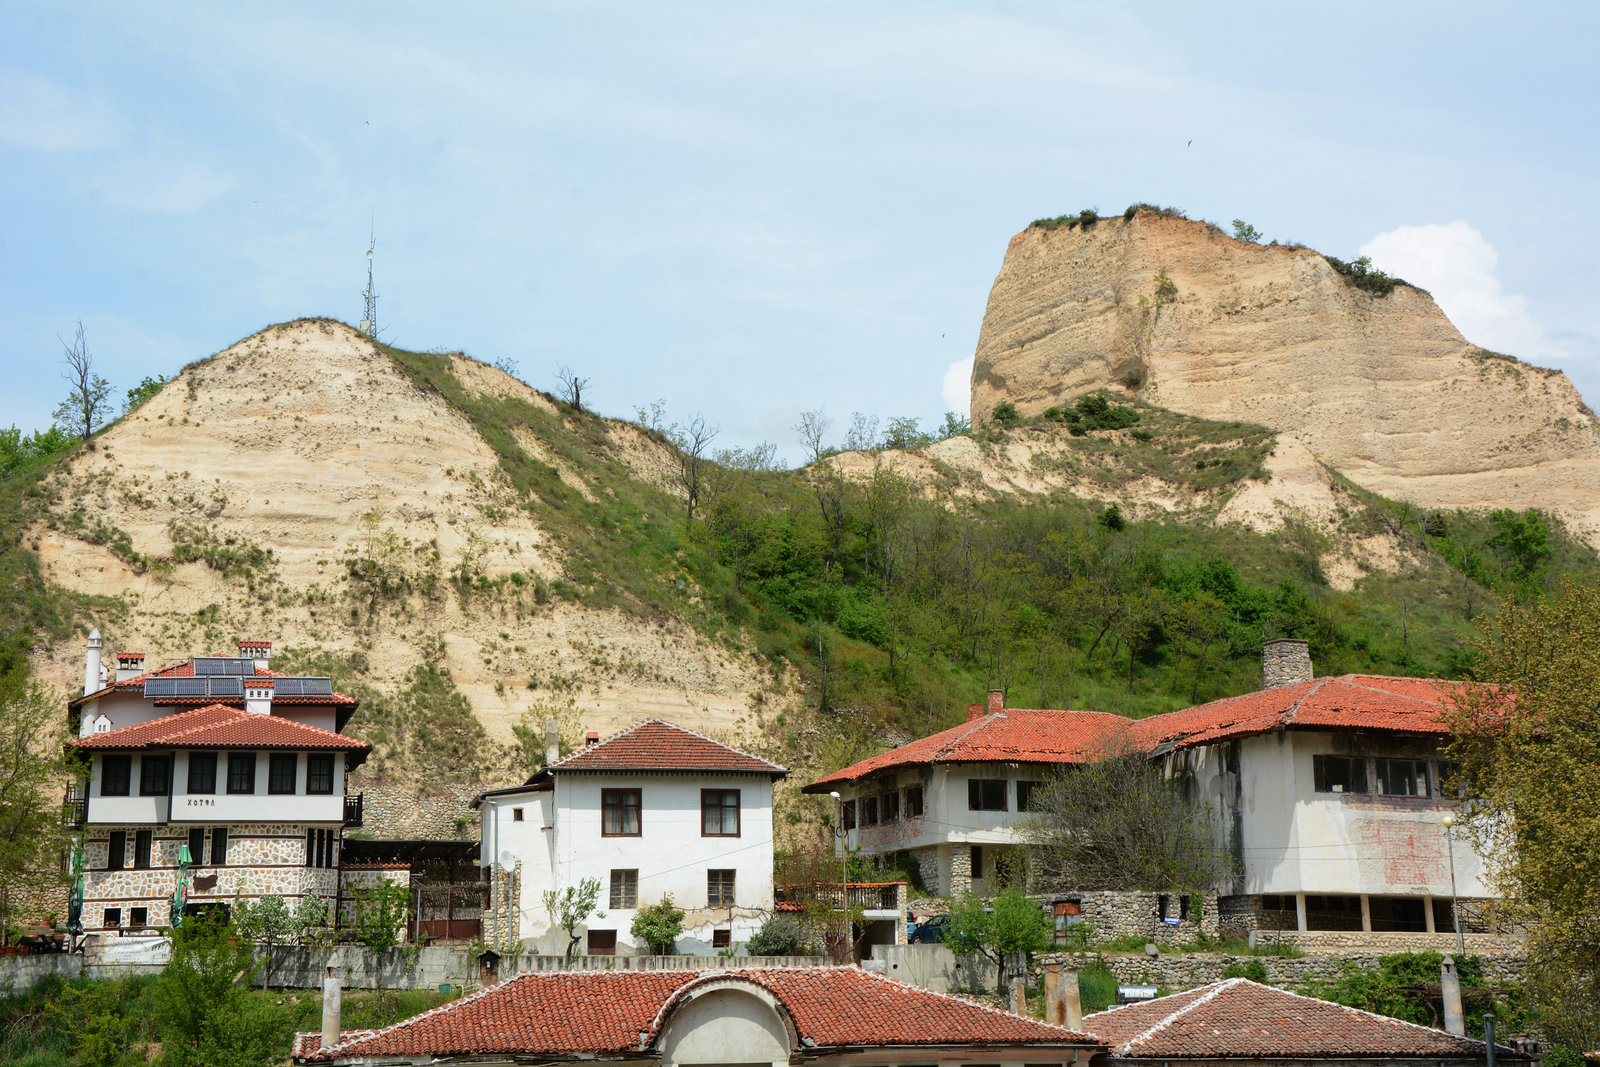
[54,320,112,441]
[669,415,720,524]
[1018,737,1233,892]
[554,364,590,412]
[794,410,832,465]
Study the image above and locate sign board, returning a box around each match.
[1162,916,1181,925]
[1117,985,1159,1003]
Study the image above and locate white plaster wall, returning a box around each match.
[88,750,347,826]
[657,987,790,1067]
[837,762,1041,853]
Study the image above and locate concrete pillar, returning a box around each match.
[1294,893,1308,932]
[1009,973,1027,1015]
[1359,894,1372,933]
[1043,963,1058,1023]
[1441,956,1465,1036]
[1424,895,1437,934]
[320,966,342,1049]
[1062,966,1082,1029]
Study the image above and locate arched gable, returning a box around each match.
[651,976,798,1067]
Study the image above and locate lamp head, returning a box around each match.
[1442,815,1455,828]
[829,791,840,800]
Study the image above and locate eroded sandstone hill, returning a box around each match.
[969,211,1600,544]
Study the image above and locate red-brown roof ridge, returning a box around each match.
[73,703,369,753]
[548,718,787,776]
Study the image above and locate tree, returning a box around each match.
[1019,741,1232,892]
[151,911,279,1067]
[989,401,1020,427]
[233,894,294,988]
[630,894,685,954]
[1444,579,1600,1051]
[1231,219,1263,244]
[123,375,167,414]
[939,411,971,439]
[554,364,589,411]
[543,877,603,962]
[794,409,832,464]
[745,914,818,956]
[0,677,78,945]
[350,879,413,988]
[668,415,720,524]
[0,424,75,478]
[1486,508,1551,589]
[54,320,112,442]
[293,895,331,946]
[944,888,1054,991]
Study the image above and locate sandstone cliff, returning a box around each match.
[969,212,1600,544]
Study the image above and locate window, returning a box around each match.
[103,908,122,928]
[970,846,983,880]
[905,785,924,817]
[212,826,229,866]
[187,752,217,794]
[702,789,741,837]
[861,795,878,827]
[712,929,732,948]
[139,755,171,796]
[227,753,256,794]
[586,930,616,956]
[512,807,524,822]
[130,907,148,928]
[1377,758,1430,797]
[306,754,334,795]
[879,791,900,824]
[134,830,152,869]
[968,779,1007,811]
[708,869,736,907]
[101,754,131,796]
[610,869,639,909]
[268,753,298,794]
[841,799,856,830]
[1313,755,1368,795]
[187,827,206,865]
[306,828,335,869]
[106,830,126,871]
[601,789,641,836]
[1017,780,1045,812]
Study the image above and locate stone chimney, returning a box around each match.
[1262,639,1312,690]
[585,731,600,747]
[320,965,342,1051]
[114,652,146,682]
[543,718,560,766]
[245,680,273,715]
[84,628,103,696]
[238,640,271,672]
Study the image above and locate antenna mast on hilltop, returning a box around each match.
[359,222,378,338]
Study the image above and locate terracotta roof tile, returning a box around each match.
[72,656,355,707]
[72,703,369,754]
[804,709,1132,790]
[1083,979,1494,1058]
[550,719,787,777]
[296,966,1097,1062]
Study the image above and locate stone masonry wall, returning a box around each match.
[356,780,481,841]
[1072,890,1220,942]
[1067,950,1529,990]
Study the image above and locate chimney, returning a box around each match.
[1441,956,1465,1036]
[1261,639,1312,690]
[115,652,146,682]
[239,640,271,672]
[585,731,599,747]
[987,689,1004,715]
[965,703,983,723]
[320,965,342,1051]
[84,628,103,696]
[245,680,273,715]
[543,718,560,766]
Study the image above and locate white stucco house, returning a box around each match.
[475,719,787,956]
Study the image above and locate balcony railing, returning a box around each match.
[343,792,364,827]
[775,881,906,912]
[63,786,87,830]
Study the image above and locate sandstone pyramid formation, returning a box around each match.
[969,211,1600,544]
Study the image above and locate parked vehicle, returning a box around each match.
[908,913,949,944]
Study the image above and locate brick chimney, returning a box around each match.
[245,680,273,715]
[238,639,271,672]
[114,652,145,682]
[969,689,1004,722]
[1262,639,1313,690]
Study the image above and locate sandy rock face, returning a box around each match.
[971,213,1600,543]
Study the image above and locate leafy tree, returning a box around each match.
[1098,504,1126,532]
[233,894,295,988]
[944,888,1054,990]
[1444,579,1600,1050]
[1019,743,1232,892]
[543,877,603,962]
[1231,219,1263,244]
[151,911,279,1067]
[293,895,331,946]
[350,879,413,988]
[938,411,971,439]
[1486,508,1551,589]
[0,677,78,944]
[54,320,112,441]
[989,401,1020,427]
[0,424,75,478]
[630,894,686,954]
[123,375,167,414]
[745,914,819,956]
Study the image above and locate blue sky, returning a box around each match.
[3,2,1596,462]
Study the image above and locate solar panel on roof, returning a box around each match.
[273,677,334,697]
[174,679,208,697]
[144,679,178,697]
[208,677,243,697]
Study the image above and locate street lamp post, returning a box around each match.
[829,791,849,961]
[1442,814,1464,956]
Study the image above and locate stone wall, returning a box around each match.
[948,845,972,896]
[1254,929,1524,956]
[356,780,482,841]
[1071,890,1220,942]
[1262,639,1312,689]
[1074,950,1528,989]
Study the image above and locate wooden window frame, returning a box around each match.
[700,789,741,837]
[1376,757,1431,798]
[138,754,171,797]
[1312,755,1368,795]
[101,754,131,796]
[708,868,736,907]
[268,753,298,795]
[305,753,335,795]
[968,778,1008,811]
[905,784,924,818]
[840,799,856,830]
[106,830,126,871]
[879,790,900,823]
[134,829,153,869]
[227,753,256,795]
[187,751,217,794]
[601,789,642,837]
[609,868,639,909]
[187,827,207,866]
[586,929,617,956]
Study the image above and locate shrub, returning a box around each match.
[1098,504,1126,532]
[990,401,1021,427]
[746,914,820,956]
[1231,219,1263,244]
[1222,959,1269,982]
[631,895,686,954]
[1323,254,1405,296]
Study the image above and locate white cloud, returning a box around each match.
[941,355,972,415]
[0,73,112,151]
[1360,221,1562,363]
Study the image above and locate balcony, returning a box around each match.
[343,792,364,827]
[63,786,87,830]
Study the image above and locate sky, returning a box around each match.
[2,2,1597,464]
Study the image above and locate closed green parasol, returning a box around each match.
[170,844,192,927]
[66,843,85,936]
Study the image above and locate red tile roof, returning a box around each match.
[1084,979,1494,1059]
[1131,675,1461,753]
[71,657,356,708]
[549,719,787,777]
[804,709,1132,790]
[72,703,370,757]
[294,966,1099,1062]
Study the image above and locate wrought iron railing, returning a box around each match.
[63,786,88,829]
[343,792,364,827]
